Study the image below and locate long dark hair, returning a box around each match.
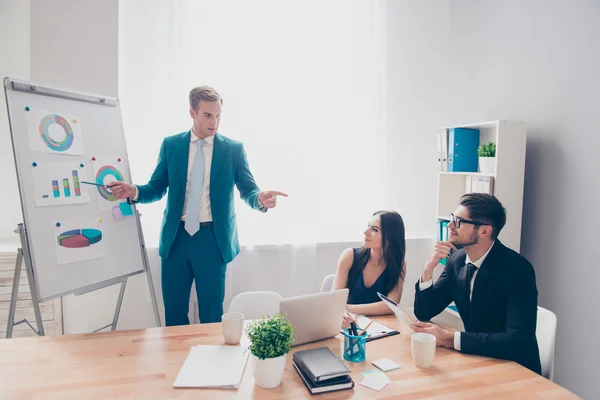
[346,210,406,296]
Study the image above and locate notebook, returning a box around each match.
[292,347,351,383]
[173,345,249,389]
[293,362,354,394]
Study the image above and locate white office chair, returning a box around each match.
[228,291,282,320]
[320,274,335,292]
[536,306,557,381]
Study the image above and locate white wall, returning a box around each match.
[0,0,30,242]
[447,2,599,397]
[381,0,450,239]
[382,0,598,396]
[30,0,118,96]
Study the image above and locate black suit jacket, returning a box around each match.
[414,240,541,374]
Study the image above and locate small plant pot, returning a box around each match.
[479,157,496,174]
[250,353,287,389]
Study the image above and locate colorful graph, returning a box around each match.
[95,165,124,201]
[57,228,102,249]
[52,180,60,198]
[73,170,81,196]
[39,114,74,152]
[49,170,81,198]
[63,178,71,197]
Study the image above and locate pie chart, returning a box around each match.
[57,228,102,248]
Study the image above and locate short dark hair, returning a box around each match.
[189,86,223,111]
[459,193,506,239]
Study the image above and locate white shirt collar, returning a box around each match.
[190,128,215,145]
[465,241,495,269]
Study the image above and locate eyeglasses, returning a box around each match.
[449,213,488,229]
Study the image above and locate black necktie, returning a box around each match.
[465,263,478,300]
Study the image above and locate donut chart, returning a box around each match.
[57,228,102,249]
[39,114,74,152]
[95,166,124,201]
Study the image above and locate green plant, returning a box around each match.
[477,142,496,157]
[245,314,295,360]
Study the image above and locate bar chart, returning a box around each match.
[32,162,90,207]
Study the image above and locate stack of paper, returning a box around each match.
[173,345,249,389]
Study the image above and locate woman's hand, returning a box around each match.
[341,311,357,329]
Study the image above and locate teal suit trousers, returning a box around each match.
[133,131,262,325]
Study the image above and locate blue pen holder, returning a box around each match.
[342,328,367,362]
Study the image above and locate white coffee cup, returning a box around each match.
[222,312,244,345]
[411,332,436,368]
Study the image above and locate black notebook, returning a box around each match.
[293,362,354,395]
[292,347,351,383]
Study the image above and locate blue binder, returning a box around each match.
[448,128,480,172]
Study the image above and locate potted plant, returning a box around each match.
[246,314,295,389]
[477,142,496,174]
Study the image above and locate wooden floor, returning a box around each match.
[0,314,577,399]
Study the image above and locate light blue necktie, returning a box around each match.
[184,139,205,236]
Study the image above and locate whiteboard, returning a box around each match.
[4,78,147,301]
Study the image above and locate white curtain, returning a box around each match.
[119,0,386,247]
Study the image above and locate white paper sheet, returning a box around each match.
[31,161,91,207]
[359,375,389,391]
[92,156,128,211]
[173,345,249,389]
[53,217,107,265]
[26,108,84,155]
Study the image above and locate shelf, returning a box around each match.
[435,120,526,252]
[442,120,499,130]
[439,171,495,177]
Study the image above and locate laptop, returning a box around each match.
[280,289,349,346]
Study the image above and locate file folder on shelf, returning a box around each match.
[448,128,479,172]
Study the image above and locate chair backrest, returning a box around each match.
[536,306,557,381]
[227,291,282,320]
[320,274,335,292]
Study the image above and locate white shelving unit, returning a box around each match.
[436,120,527,252]
[431,121,527,330]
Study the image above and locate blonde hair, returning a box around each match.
[189,86,223,111]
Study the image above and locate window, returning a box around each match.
[120,0,385,246]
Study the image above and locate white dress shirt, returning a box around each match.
[181,132,213,222]
[419,241,495,351]
[133,129,214,222]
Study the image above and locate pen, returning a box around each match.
[349,322,359,336]
[359,321,373,336]
[81,181,115,188]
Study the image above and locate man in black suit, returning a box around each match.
[412,193,541,374]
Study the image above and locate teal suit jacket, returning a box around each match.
[134,131,262,263]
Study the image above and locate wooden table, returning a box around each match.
[0,315,576,399]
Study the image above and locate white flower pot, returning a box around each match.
[250,353,287,389]
[479,157,496,174]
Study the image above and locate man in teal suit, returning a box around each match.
[111,86,287,326]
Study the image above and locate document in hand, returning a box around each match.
[377,292,417,324]
[173,345,249,389]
